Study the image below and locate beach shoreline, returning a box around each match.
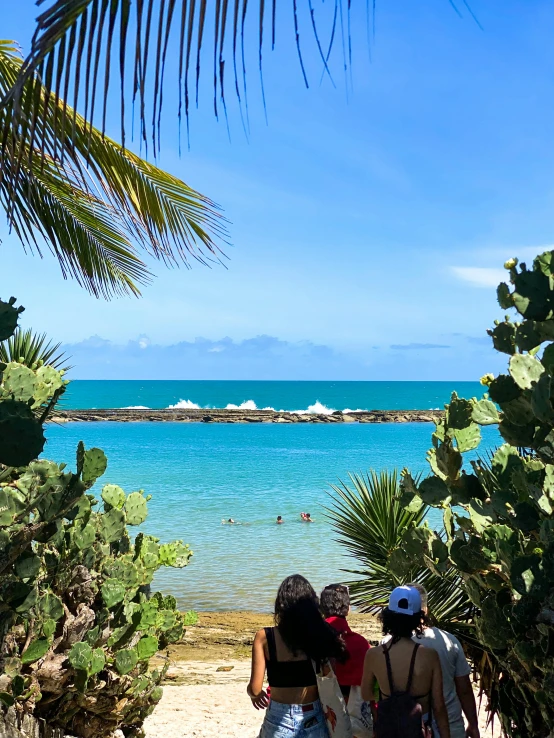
[51,408,444,424]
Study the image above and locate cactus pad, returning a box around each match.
[0,400,45,466]
[125,491,148,525]
[81,447,108,485]
[0,297,24,341]
[2,363,38,402]
[115,648,138,675]
[509,353,545,390]
[101,484,126,510]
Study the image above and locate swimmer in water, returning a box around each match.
[300,512,307,520]
[222,518,236,524]
[276,516,283,524]
[304,513,314,522]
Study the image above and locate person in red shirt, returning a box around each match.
[320,583,370,702]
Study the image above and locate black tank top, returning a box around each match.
[264,627,317,688]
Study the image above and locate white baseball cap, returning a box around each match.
[388,585,422,616]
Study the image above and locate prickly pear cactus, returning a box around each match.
[0,298,195,738]
[0,298,68,466]
[0,297,24,342]
[396,252,554,738]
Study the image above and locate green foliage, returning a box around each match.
[396,250,554,737]
[0,42,226,299]
[0,300,69,466]
[0,297,24,341]
[327,471,476,645]
[0,299,193,738]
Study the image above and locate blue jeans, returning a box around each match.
[260,699,328,738]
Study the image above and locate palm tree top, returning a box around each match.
[0,40,227,298]
[7,0,363,154]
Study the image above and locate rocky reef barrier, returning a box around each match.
[51,409,444,424]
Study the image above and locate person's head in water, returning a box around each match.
[276,516,283,524]
[305,513,312,521]
[228,518,234,523]
[320,584,350,619]
[380,585,424,644]
[274,574,347,662]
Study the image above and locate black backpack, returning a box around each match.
[374,642,430,738]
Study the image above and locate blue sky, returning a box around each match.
[3,0,554,379]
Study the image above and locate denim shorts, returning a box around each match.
[260,699,328,738]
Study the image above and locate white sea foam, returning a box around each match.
[225,400,258,410]
[343,408,366,414]
[167,399,202,409]
[161,398,369,414]
[292,401,335,415]
[123,405,150,409]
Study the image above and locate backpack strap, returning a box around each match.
[383,642,396,694]
[406,643,420,693]
[265,627,277,662]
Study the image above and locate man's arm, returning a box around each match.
[454,675,480,738]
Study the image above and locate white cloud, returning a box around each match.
[450,266,506,288]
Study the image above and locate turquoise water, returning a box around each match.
[62,380,483,413]
[44,411,498,612]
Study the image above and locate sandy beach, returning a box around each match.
[144,612,501,738]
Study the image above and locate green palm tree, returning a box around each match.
[327,469,502,719]
[0,40,226,298]
[327,470,477,641]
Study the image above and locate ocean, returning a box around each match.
[45,381,496,612]
[61,380,484,413]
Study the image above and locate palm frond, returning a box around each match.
[326,470,475,631]
[327,470,428,613]
[4,0,362,153]
[0,328,70,372]
[0,40,227,298]
[327,468,500,722]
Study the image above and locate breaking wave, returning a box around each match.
[124,398,368,413]
[292,401,335,415]
[167,399,202,409]
[225,400,261,410]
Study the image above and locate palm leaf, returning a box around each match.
[327,468,500,723]
[327,470,476,637]
[0,328,70,372]
[4,0,354,150]
[3,0,474,157]
[0,40,227,297]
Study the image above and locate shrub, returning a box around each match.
[394,253,554,737]
[0,296,192,738]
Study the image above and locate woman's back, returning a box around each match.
[369,640,437,715]
[261,626,318,705]
[247,574,346,738]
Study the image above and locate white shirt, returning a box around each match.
[381,627,471,738]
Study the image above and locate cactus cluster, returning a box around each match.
[0,298,194,738]
[0,299,68,467]
[395,252,554,738]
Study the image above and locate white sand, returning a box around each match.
[144,660,502,738]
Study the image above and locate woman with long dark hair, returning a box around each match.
[361,586,451,738]
[248,574,347,737]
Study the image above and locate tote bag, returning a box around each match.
[313,659,353,738]
[347,686,373,738]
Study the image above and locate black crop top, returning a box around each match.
[264,627,317,688]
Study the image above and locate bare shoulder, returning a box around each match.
[365,645,383,663]
[254,628,268,644]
